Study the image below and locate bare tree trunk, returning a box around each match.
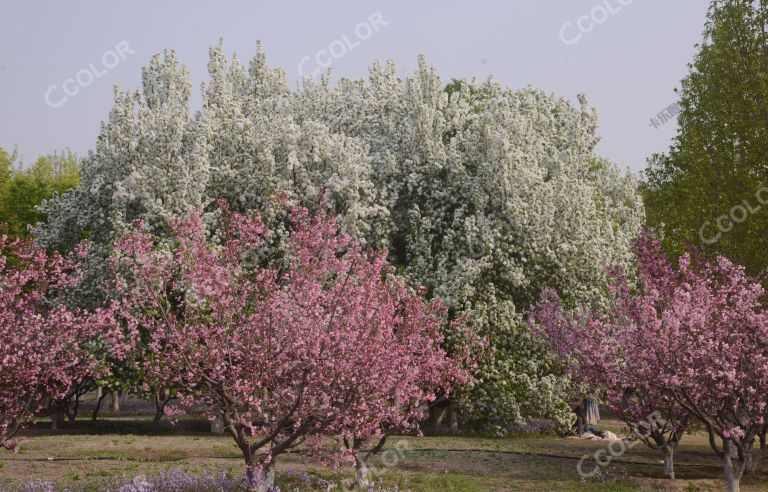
[110,391,120,415]
[210,415,225,435]
[257,461,275,492]
[68,392,80,423]
[663,445,675,479]
[92,389,107,422]
[51,408,65,430]
[428,404,447,433]
[446,402,459,432]
[245,455,257,491]
[245,456,274,492]
[744,452,757,476]
[354,455,371,489]
[744,428,766,475]
[573,404,586,435]
[153,395,169,424]
[723,440,745,492]
[58,398,72,424]
[724,460,741,492]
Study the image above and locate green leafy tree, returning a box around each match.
[0,148,17,230]
[0,149,79,238]
[643,0,768,275]
[0,148,13,186]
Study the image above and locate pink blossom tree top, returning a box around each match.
[111,200,470,489]
[0,234,122,452]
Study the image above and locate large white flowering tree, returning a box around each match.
[36,50,210,306]
[36,41,644,431]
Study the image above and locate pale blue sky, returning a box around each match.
[0,1,709,173]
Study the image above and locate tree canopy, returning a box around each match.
[35,41,644,431]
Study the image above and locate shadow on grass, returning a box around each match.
[23,417,213,437]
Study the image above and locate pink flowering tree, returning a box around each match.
[0,234,121,451]
[532,285,690,479]
[639,246,768,491]
[534,232,768,491]
[624,234,768,490]
[111,201,467,489]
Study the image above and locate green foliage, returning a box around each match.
[0,148,79,238]
[643,0,768,274]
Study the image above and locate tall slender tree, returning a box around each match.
[644,0,768,275]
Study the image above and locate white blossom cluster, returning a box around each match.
[35,41,644,430]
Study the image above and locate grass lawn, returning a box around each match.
[1,418,767,491]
